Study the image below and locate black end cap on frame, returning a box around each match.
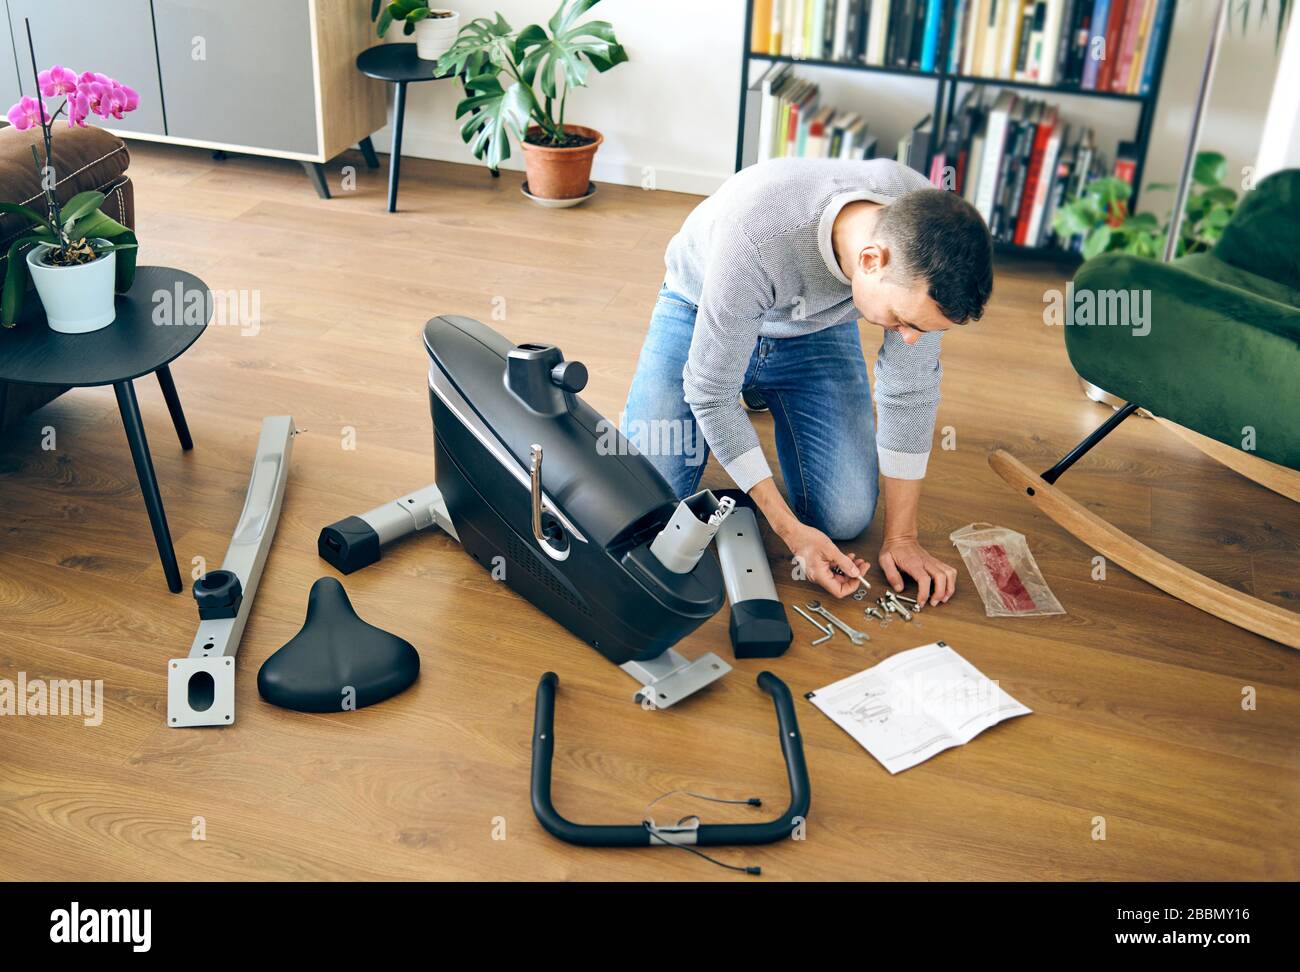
[318,515,381,574]
[193,569,243,620]
[729,599,794,659]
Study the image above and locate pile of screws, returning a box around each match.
[791,588,938,645]
[865,590,923,628]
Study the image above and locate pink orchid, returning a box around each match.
[116,84,140,115]
[38,65,77,98]
[12,66,140,131]
[75,77,111,119]
[103,81,138,120]
[6,95,50,131]
[66,87,91,127]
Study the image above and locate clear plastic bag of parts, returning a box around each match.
[949,523,1065,618]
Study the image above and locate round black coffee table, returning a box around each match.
[0,265,210,593]
[357,43,496,213]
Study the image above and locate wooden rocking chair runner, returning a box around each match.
[990,169,1300,650]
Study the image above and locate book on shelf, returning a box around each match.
[746,62,879,162]
[747,0,1170,94]
[929,88,1112,250]
[743,79,1122,253]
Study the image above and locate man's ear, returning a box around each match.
[858,241,888,275]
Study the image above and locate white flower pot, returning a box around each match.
[27,242,118,334]
[414,10,460,61]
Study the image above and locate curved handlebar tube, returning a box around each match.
[530,670,811,847]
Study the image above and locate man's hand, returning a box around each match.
[786,522,870,598]
[878,535,957,606]
[748,476,868,598]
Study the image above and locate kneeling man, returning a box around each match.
[622,157,993,602]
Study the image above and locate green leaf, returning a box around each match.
[1085,176,1132,205]
[72,207,132,242]
[517,15,627,101]
[548,0,603,36]
[1082,224,1113,260]
[1,236,45,327]
[1200,185,1237,207]
[370,0,382,20]
[59,191,106,231]
[1122,211,1159,229]
[66,208,137,290]
[1051,204,1092,237]
[0,200,57,236]
[1192,150,1227,187]
[454,75,535,171]
[1204,206,1233,231]
[377,5,393,37]
[110,229,137,292]
[436,13,515,78]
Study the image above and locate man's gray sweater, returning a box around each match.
[663,157,941,493]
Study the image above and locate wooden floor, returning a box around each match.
[1,144,1296,882]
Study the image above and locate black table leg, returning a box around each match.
[388,81,407,213]
[155,365,193,451]
[359,136,380,169]
[303,161,331,200]
[114,380,182,594]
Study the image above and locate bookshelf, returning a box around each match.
[734,0,1179,257]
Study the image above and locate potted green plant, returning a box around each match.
[2,62,139,334]
[436,0,627,203]
[370,1,460,61]
[1051,151,1239,260]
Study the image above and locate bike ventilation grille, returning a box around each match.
[506,534,591,617]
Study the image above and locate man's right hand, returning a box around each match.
[783,522,870,598]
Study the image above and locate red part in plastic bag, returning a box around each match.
[976,543,1037,613]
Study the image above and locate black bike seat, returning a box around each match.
[257,576,419,713]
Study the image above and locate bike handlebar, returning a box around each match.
[530,670,811,847]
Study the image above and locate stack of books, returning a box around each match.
[746,62,880,161]
[940,88,1127,249]
[750,0,1173,94]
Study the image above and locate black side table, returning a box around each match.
[0,266,210,593]
[356,43,472,213]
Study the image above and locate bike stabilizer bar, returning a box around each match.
[530,670,811,848]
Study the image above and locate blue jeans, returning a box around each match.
[622,285,879,540]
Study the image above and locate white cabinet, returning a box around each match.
[6,1,387,192]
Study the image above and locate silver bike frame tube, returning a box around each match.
[167,416,295,727]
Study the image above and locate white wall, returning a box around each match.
[382,0,1288,200]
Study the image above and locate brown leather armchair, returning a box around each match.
[0,124,134,433]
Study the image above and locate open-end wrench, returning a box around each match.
[792,604,834,646]
[806,601,870,644]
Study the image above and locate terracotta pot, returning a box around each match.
[520,125,603,201]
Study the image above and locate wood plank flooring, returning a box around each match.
[1,144,1296,881]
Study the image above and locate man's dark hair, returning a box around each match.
[876,188,994,325]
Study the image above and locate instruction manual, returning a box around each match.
[806,642,1031,774]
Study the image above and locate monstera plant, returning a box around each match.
[436,0,627,203]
